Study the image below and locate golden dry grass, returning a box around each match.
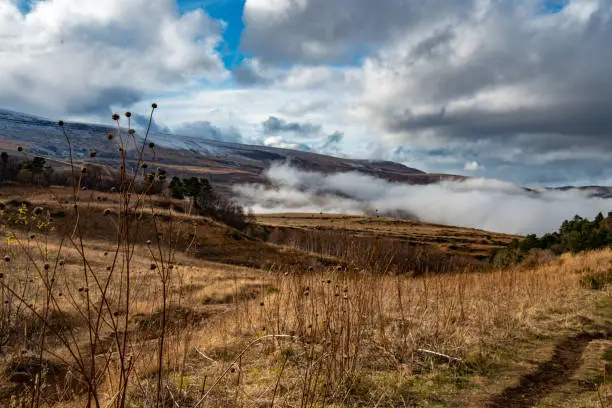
[0,183,611,407]
[257,212,517,259]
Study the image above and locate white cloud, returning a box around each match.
[238,0,612,184]
[0,0,227,117]
[234,164,611,235]
[4,0,612,186]
[464,161,480,171]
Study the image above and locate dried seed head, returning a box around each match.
[104,208,112,216]
[104,251,109,256]
[150,264,157,270]
[29,234,35,239]
[148,142,155,149]
[107,133,114,140]
[33,207,43,216]
[113,311,119,317]
[89,150,97,158]
[260,302,264,307]
[112,113,120,121]
[58,292,63,297]
[78,287,84,292]
[128,129,136,135]
[58,120,64,127]
[151,103,158,109]
[59,260,65,266]
[43,263,50,270]
[106,266,111,271]
[125,112,132,118]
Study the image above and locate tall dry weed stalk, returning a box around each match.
[0,105,187,408]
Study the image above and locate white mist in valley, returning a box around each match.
[233,164,611,235]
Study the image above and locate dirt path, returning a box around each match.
[488,332,603,408]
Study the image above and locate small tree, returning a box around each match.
[0,152,8,181]
[182,177,202,198]
[22,156,46,185]
[169,177,185,199]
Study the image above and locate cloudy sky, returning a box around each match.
[1,0,611,185]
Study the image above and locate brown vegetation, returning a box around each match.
[0,108,611,408]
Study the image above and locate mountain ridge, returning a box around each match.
[0,108,459,188]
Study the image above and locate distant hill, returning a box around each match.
[0,108,456,189]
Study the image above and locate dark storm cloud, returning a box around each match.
[243,0,470,64]
[262,116,322,135]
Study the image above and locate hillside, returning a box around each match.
[256,212,517,260]
[0,109,459,189]
[1,180,612,407]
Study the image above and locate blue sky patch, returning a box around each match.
[178,0,247,70]
[541,0,570,14]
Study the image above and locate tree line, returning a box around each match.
[490,212,612,266]
[0,151,252,232]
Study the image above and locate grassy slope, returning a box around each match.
[0,186,611,407]
[257,212,517,259]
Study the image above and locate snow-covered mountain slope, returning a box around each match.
[0,108,446,187]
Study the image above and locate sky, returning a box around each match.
[1,0,611,186]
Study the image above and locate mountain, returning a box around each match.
[0,109,459,188]
[551,186,612,199]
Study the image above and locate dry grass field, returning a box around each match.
[0,181,611,408]
[256,213,517,259]
[0,111,610,408]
